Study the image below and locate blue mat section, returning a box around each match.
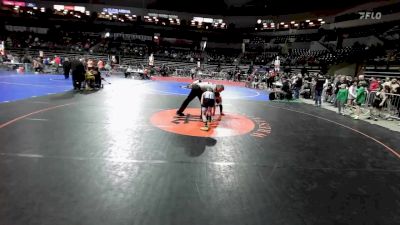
[145,81,269,102]
[0,72,72,103]
[0,72,268,103]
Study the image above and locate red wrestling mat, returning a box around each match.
[151,76,246,87]
[150,108,255,137]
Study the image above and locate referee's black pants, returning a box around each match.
[177,85,202,114]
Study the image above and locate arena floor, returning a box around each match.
[0,73,399,225]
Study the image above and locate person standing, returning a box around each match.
[62,58,71,79]
[97,59,104,71]
[347,81,357,105]
[315,74,326,106]
[337,84,348,115]
[353,81,368,120]
[293,74,303,99]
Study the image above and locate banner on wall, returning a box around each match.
[5,25,48,34]
[112,33,152,41]
[53,5,85,13]
[2,0,25,6]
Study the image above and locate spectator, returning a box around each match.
[348,81,357,105]
[293,74,303,99]
[62,58,71,79]
[369,77,380,91]
[315,74,325,106]
[337,84,348,115]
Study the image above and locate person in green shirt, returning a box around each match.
[353,81,368,120]
[336,84,348,115]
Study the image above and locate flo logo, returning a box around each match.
[150,108,271,138]
[359,11,382,20]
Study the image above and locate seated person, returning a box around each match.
[85,68,97,90]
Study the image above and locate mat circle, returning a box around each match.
[150,108,255,137]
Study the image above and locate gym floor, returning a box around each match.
[0,73,399,225]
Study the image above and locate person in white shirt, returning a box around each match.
[177,81,224,116]
[200,88,216,131]
[348,81,357,105]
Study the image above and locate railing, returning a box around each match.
[364,91,400,120]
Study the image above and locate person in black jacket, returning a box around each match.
[71,58,85,90]
[293,74,303,99]
[62,58,71,79]
[315,74,326,106]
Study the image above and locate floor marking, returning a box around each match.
[16,153,44,158]
[30,101,50,104]
[25,118,49,121]
[0,81,69,88]
[0,103,74,129]
[268,104,400,160]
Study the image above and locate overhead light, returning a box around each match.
[33,7,38,10]
[294,23,299,26]
[257,19,262,24]
[309,22,314,25]
[255,28,258,30]
[318,18,323,21]
[291,21,295,24]
[321,21,326,24]
[284,24,289,28]
[280,22,284,25]
[306,19,310,22]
